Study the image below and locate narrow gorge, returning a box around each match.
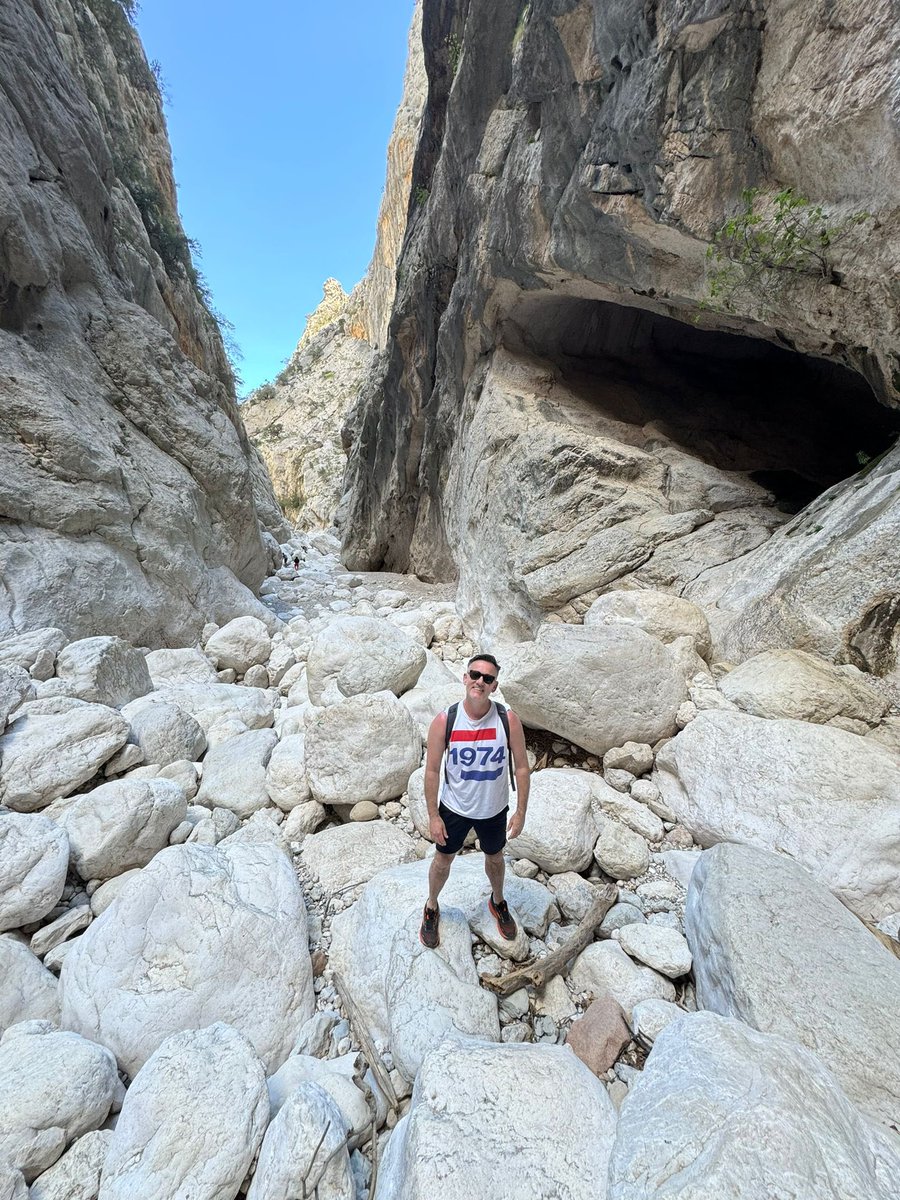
[1,2,899,1199]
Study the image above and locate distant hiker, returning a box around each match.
[292,555,300,570]
[420,653,529,949]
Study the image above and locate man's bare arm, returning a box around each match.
[424,712,448,845]
[506,711,530,839]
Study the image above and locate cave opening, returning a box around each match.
[502,296,898,514]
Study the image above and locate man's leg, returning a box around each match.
[484,850,505,904]
[427,850,455,909]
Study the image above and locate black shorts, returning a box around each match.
[435,802,509,856]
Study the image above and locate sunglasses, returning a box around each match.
[468,669,497,684]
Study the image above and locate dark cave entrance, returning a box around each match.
[502,297,898,514]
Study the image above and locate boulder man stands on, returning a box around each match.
[420,654,530,948]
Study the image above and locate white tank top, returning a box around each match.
[440,700,510,820]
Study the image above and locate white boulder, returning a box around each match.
[0,937,59,1032]
[719,648,888,725]
[0,814,69,931]
[120,698,207,766]
[99,1023,268,1200]
[569,940,676,1018]
[60,842,314,1077]
[305,692,422,807]
[0,699,129,811]
[593,818,650,880]
[607,1012,900,1199]
[264,733,311,811]
[196,728,278,818]
[247,1082,353,1200]
[654,711,900,921]
[29,1130,111,1200]
[376,1038,617,1200]
[584,589,712,657]
[48,778,186,881]
[507,768,598,873]
[143,648,218,687]
[55,637,152,708]
[686,842,900,1129]
[0,629,65,673]
[330,858,554,1082]
[205,617,272,674]
[618,924,692,978]
[0,1023,118,1182]
[267,1053,370,1144]
[302,822,420,897]
[501,624,687,755]
[306,616,426,705]
[0,666,33,730]
[140,682,276,737]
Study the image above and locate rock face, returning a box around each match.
[653,710,900,921]
[685,843,900,1130]
[608,1011,900,1200]
[0,0,285,647]
[339,0,900,675]
[59,842,314,1077]
[376,1038,617,1199]
[99,1023,269,1200]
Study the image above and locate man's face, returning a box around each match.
[464,659,499,702]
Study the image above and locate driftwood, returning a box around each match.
[333,969,399,1111]
[480,882,617,997]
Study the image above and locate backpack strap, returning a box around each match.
[493,702,516,792]
[443,703,458,786]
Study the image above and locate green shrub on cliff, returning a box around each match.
[705,187,871,313]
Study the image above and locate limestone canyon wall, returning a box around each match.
[0,0,286,647]
[340,0,900,678]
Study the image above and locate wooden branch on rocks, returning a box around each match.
[480,882,617,997]
[333,970,399,1111]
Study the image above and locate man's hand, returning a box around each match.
[429,813,448,846]
[507,810,525,839]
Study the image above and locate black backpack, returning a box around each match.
[443,701,516,791]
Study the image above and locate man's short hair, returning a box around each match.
[468,652,500,673]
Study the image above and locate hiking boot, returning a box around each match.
[489,895,517,941]
[419,903,440,948]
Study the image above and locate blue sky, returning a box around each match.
[135,1,416,396]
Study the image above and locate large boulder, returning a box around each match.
[0,699,129,811]
[47,779,187,881]
[196,728,278,818]
[264,733,311,811]
[0,666,33,731]
[0,629,66,674]
[375,1038,617,1200]
[0,1023,118,1183]
[301,822,420,897]
[306,616,425,705]
[584,589,712,658]
[59,842,314,1077]
[99,1024,269,1200]
[718,648,888,725]
[305,692,422,806]
[0,814,69,931]
[507,768,598,873]
[654,711,900,921]
[205,617,273,674]
[685,842,900,1130]
[0,938,59,1032]
[120,698,207,767]
[607,1012,900,1199]
[55,637,152,708]
[330,858,554,1082]
[502,625,687,755]
[247,1082,353,1200]
[28,1130,111,1200]
[143,648,218,687]
[138,683,276,737]
[267,1054,370,1146]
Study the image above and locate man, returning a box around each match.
[420,653,530,948]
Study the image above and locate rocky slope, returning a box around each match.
[339,0,900,680]
[242,0,427,531]
[0,0,286,647]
